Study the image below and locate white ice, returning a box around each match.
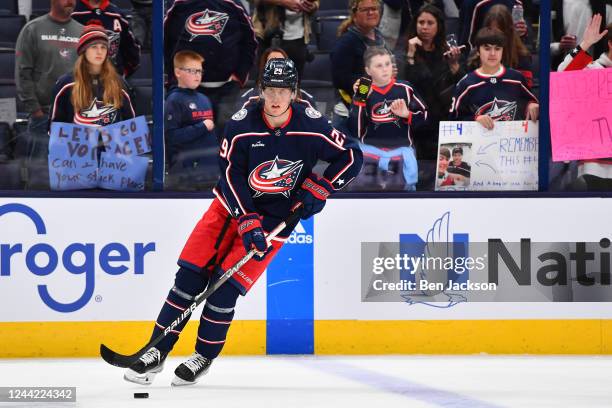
[0,355,611,408]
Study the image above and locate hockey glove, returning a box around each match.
[293,174,334,220]
[237,213,270,260]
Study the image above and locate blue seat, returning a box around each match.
[133,86,153,118]
[314,15,346,52]
[0,0,18,15]
[319,0,349,11]
[0,49,15,85]
[129,52,152,86]
[0,15,26,48]
[302,51,332,82]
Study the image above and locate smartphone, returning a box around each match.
[354,77,372,104]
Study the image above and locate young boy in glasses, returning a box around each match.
[165,50,216,170]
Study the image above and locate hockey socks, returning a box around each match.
[195,281,240,359]
[151,267,208,353]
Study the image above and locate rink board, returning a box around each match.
[0,197,611,356]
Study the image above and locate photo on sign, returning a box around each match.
[436,143,472,190]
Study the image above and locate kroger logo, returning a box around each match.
[0,203,155,313]
[287,221,313,245]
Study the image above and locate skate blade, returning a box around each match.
[123,366,163,385]
[171,375,198,387]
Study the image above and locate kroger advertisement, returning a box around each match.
[0,198,611,322]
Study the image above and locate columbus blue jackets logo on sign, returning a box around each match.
[475,98,517,121]
[248,156,303,198]
[371,99,401,128]
[185,9,229,43]
[74,98,118,126]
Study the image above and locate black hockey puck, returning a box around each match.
[134,392,149,399]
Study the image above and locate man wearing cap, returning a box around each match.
[15,0,83,159]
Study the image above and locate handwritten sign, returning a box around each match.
[550,69,612,161]
[436,121,538,191]
[48,122,99,190]
[48,117,151,191]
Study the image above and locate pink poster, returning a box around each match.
[549,69,612,161]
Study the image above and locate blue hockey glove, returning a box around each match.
[293,174,334,220]
[237,213,270,260]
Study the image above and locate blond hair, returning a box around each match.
[337,0,381,36]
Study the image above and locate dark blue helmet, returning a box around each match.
[261,58,298,90]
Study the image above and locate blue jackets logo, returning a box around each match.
[0,203,155,313]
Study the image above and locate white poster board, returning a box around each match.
[436,121,538,191]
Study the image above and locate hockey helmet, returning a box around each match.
[261,58,298,90]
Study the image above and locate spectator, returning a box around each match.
[458,0,524,50]
[551,0,612,69]
[131,0,152,50]
[348,46,427,191]
[252,0,319,79]
[480,4,533,87]
[379,0,445,51]
[402,4,464,162]
[15,0,82,159]
[237,47,316,110]
[49,24,135,126]
[557,14,612,191]
[71,0,141,77]
[164,0,258,133]
[331,0,388,129]
[450,27,539,130]
[165,50,217,179]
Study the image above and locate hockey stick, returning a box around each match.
[100,209,301,368]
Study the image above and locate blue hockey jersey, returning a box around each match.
[49,73,135,127]
[347,79,428,148]
[213,102,363,236]
[165,86,217,168]
[164,0,258,86]
[72,0,141,77]
[450,66,538,121]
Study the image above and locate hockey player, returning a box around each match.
[450,27,539,130]
[348,46,427,190]
[164,0,258,131]
[124,58,363,386]
[71,0,141,77]
[50,23,135,127]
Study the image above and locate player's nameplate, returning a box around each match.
[436,121,538,191]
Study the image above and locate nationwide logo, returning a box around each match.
[248,156,303,198]
[185,9,229,43]
[287,221,313,245]
[0,203,155,313]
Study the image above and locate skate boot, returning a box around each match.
[124,347,168,385]
[171,352,213,386]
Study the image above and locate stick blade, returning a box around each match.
[100,344,140,368]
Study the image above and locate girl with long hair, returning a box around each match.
[50,23,135,127]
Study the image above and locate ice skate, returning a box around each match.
[123,347,167,385]
[171,352,213,386]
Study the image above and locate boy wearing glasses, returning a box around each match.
[165,50,216,171]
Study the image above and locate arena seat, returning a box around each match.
[0,15,26,48]
[302,51,332,83]
[314,15,346,52]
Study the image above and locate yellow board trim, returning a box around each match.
[316,320,612,354]
[2,320,612,357]
[0,321,266,358]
